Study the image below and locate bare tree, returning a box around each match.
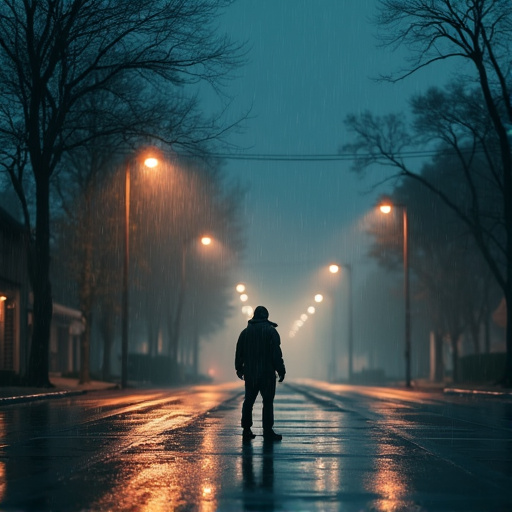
[345,0,512,384]
[368,158,498,382]
[0,0,243,386]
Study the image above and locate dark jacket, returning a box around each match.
[235,317,286,379]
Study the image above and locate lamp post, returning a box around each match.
[121,155,159,389]
[328,265,339,382]
[328,263,353,383]
[379,202,411,388]
[171,235,213,370]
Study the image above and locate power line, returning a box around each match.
[209,149,449,162]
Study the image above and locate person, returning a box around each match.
[235,305,286,441]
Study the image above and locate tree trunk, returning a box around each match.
[78,210,94,384]
[147,317,158,357]
[434,331,444,383]
[79,313,91,384]
[192,330,199,379]
[27,175,52,387]
[504,289,512,386]
[469,320,480,355]
[100,309,115,382]
[167,315,178,367]
[484,310,491,355]
[450,333,459,383]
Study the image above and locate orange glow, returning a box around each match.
[329,264,339,274]
[201,236,212,246]
[379,204,392,214]
[144,157,159,168]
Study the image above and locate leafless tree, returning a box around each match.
[0,0,243,386]
[345,0,512,385]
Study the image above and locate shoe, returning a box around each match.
[263,429,282,441]
[242,428,256,440]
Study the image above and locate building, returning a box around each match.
[0,207,29,382]
[0,206,84,382]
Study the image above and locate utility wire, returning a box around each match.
[209,149,460,161]
[209,144,500,161]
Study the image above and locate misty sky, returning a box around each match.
[202,0,451,381]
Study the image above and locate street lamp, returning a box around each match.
[121,153,159,389]
[329,263,354,383]
[327,265,339,382]
[173,235,214,359]
[379,201,411,388]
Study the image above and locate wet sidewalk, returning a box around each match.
[0,375,118,405]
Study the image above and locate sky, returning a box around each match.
[200,0,452,382]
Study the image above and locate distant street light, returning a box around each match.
[121,153,159,389]
[328,262,353,383]
[201,236,212,246]
[314,294,324,303]
[379,201,411,388]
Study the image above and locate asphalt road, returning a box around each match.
[0,380,510,511]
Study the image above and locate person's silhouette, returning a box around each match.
[235,306,286,441]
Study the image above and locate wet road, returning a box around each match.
[0,380,511,511]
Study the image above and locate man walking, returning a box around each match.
[235,305,286,441]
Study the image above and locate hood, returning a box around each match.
[249,305,277,327]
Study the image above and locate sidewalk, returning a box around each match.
[0,375,119,405]
[410,378,512,397]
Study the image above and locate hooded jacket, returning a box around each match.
[235,307,286,379]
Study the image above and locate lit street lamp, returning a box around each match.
[121,154,160,389]
[329,263,354,383]
[328,265,338,382]
[173,235,214,364]
[379,201,411,388]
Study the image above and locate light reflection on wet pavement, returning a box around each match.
[0,381,510,511]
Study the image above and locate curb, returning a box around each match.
[444,387,512,398]
[0,389,86,406]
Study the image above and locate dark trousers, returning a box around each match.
[241,376,276,431]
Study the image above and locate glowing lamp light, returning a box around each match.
[379,204,392,214]
[144,157,158,168]
[314,294,323,303]
[236,284,246,293]
[307,306,316,314]
[201,236,212,246]
[242,305,253,317]
[329,264,339,274]
[301,313,308,321]
[0,296,6,302]
[240,294,248,302]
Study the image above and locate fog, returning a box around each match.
[199,0,454,382]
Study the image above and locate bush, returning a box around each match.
[459,353,506,383]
